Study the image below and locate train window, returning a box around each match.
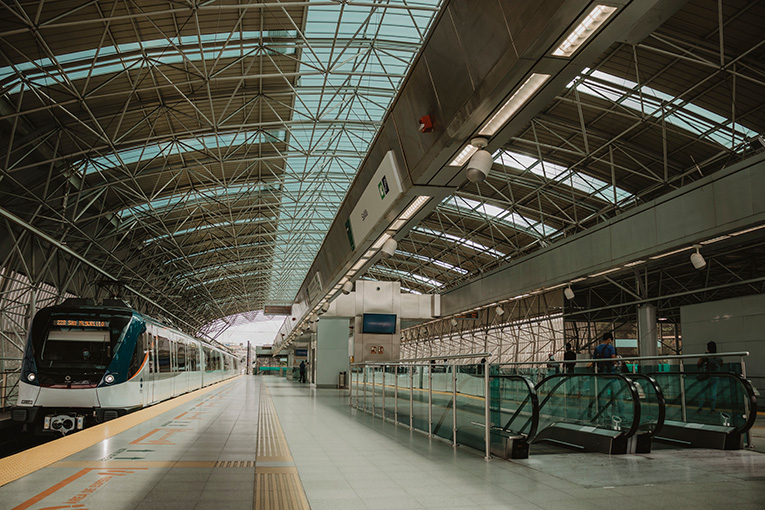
[177,342,186,371]
[187,344,195,371]
[157,336,171,373]
[204,347,212,371]
[127,333,146,378]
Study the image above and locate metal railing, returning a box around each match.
[350,351,756,455]
[351,353,493,458]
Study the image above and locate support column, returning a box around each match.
[314,317,351,388]
[637,304,658,357]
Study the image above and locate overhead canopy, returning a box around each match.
[0,0,443,330]
[0,0,763,340]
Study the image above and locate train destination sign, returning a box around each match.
[53,319,108,328]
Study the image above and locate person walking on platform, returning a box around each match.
[591,333,617,373]
[563,343,576,373]
[299,360,307,383]
[697,341,723,413]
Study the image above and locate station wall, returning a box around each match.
[681,293,765,391]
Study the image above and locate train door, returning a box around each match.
[150,335,159,404]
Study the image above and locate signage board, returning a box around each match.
[346,151,403,252]
[455,312,480,320]
[264,305,292,316]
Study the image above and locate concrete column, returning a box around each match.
[637,304,658,357]
[314,317,351,388]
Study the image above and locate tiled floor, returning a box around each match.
[269,377,765,510]
[1,376,763,510]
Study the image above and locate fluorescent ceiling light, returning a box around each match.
[589,267,620,277]
[552,5,617,58]
[649,247,691,260]
[351,258,369,272]
[701,235,730,245]
[372,233,391,250]
[389,219,407,231]
[731,224,765,236]
[399,196,431,221]
[479,73,550,136]
[449,144,478,166]
[624,260,645,267]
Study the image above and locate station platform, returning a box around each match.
[0,376,763,510]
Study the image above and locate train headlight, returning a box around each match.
[27,373,36,382]
[104,374,115,384]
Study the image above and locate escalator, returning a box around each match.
[488,375,539,459]
[497,373,665,454]
[646,371,757,449]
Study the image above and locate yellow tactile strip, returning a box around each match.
[0,376,240,487]
[257,389,292,461]
[255,384,310,510]
[255,467,311,510]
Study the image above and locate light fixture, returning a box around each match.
[649,246,691,260]
[466,138,492,183]
[104,374,115,384]
[342,281,353,295]
[449,143,479,167]
[690,244,706,269]
[564,286,575,300]
[551,5,617,58]
[398,196,431,221]
[478,74,550,136]
[372,233,391,250]
[495,306,504,316]
[589,267,620,278]
[381,238,398,258]
[450,318,458,327]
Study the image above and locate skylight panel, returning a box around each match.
[496,149,632,204]
[0,31,298,95]
[118,183,269,220]
[144,218,255,244]
[574,69,755,151]
[397,250,469,275]
[80,130,286,175]
[370,266,443,288]
[413,227,505,258]
[443,196,558,238]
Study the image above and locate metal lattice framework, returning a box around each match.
[0,0,764,374]
[376,0,764,298]
[0,0,443,330]
[401,292,564,364]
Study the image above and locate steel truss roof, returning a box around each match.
[0,0,443,332]
[375,0,764,298]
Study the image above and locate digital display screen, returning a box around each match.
[362,313,397,334]
[53,319,107,328]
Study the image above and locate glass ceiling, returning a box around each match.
[36,0,445,309]
[571,68,759,150]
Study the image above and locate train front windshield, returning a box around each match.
[29,309,132,385]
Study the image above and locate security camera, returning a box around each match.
[381,238,397,258]
[342,281,353,295]
[466,138,491,183]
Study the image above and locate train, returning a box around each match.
[11,298,240,435]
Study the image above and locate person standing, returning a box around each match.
[563,343,577,373]
[697,341,723,412]
[299,360,307,383]
[593,333,617,373]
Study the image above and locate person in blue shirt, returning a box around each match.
[593,333,617,373]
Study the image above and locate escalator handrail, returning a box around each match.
[587,374,641,439]
[649,370,758,435]
[533,373,642,439]
[490,374,540,441]
[623,373,666,437]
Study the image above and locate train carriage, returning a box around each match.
[11,298,239,435]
